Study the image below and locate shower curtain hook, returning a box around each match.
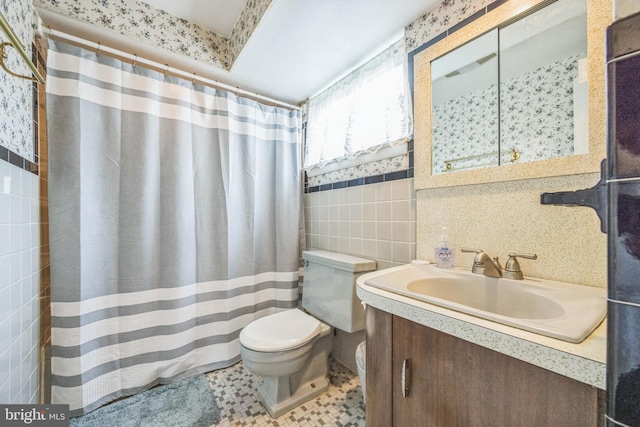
[192,72,197,84]
[47,25,55,44]
[96,42,101,56]
[163,63,169,76]
[132,54,138,68]
[250,90,260,107]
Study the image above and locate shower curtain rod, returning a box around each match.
[47,29,301,111]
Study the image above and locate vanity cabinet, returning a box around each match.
[365,307,603,427]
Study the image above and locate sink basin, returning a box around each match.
[363,264,606,343]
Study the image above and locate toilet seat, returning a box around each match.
[240,309,323,352]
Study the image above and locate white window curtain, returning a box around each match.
[304,39,413,172]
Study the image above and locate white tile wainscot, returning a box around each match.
[356,265,606,390]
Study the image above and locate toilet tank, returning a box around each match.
[301,250,376,333]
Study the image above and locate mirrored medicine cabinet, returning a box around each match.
[413,0,610,189]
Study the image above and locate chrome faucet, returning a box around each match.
[461,248,503,278]
[461,248,537,279]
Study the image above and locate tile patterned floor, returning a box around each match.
[206,358,366,426]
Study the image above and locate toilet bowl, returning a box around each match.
[240,309,332,418]
[239,250,376,418]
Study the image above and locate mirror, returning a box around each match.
[414,0,608,189]
[499,0,587,166]
[431,30,499,174]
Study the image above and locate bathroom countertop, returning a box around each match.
[356,265,607,390]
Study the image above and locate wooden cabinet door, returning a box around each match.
[390,315,602,427]
[392,313,458,426]
[365,307,392,427]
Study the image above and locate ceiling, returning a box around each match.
[143,0,250,38]
[38,0,439,105]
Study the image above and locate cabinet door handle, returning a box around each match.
[401,359,410,398]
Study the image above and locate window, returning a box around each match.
[304,39,413,173]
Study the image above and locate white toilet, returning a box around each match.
[239,250,376,418]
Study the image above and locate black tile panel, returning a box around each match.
[606,11,640,61]
[8,152,24,169]
[332,181,347,189]
[410,89,415,114]
[606,300,640,425]
[608,181,640,304]
[486,0,510,13]
[0,145,8,163]
[1,144,40,175]
[364,174,384,185]
[32,86,38,118]
[407,55,415,93]
[347,178,363,187]
[33,120,39,158]
[607,53,640,180]
[384,170,407,181]
[304,167,415,193]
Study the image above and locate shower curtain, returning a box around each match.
[46,41,302,416]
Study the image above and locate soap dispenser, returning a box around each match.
[434,227,455,268]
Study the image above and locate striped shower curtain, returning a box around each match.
[46,41,302,416]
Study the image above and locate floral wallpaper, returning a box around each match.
[432,55,580,174]
[228,0,272,67]
[405,0,493,53]
[432,85,498,174]
[307,155,408,187]
[0,0,35,161]
[501,55,580,163]
[33,0,271,71]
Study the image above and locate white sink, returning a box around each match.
[364,264,606,343]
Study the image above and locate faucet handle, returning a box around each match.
[461,247,482,254]
[508,252,538,260]
[504,253,538,280]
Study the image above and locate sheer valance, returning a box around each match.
[304,39,413,172]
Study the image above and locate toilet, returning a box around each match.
[239,250,376,418]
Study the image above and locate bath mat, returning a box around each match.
[70,375,220,427]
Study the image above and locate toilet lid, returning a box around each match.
[240,309,323,352]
